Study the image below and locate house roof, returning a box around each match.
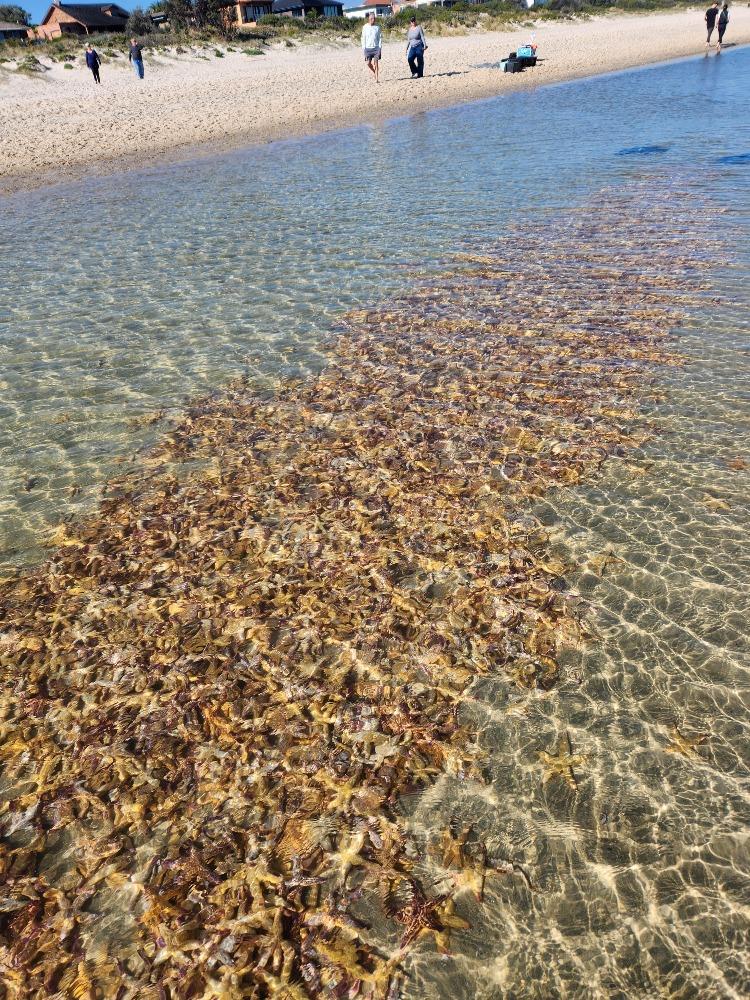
[39,3,130,28]
[0,20,29,29]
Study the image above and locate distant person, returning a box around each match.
[406,16,427,79]
[85,43,101,85]
[717,3,729,49]
[128,37,145,80]
[705,1,720,46]
[361,12,382,84]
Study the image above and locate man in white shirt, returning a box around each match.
[361,12,382,83]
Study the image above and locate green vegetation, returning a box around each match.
[16,54,45,72]
[0,3,29,24]
[0,0,700,67]
[125,6,156,34]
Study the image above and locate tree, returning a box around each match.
[125,6,155,33]
[203,0,236,39]
[193,0,208,26]
[0,4,30,23]
[162,0,194,29]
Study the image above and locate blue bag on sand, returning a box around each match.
[516,45,533,58]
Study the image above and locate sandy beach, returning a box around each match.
[1,9,749,194]
[0,7,750,192]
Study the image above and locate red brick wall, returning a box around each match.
[36,8,88,39]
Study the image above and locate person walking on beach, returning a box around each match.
[717,3,730,49]
[128,37,145,80]
[361,12,382,84]
[85,43,101,85]
[406,16,427,79]
[705,1,720,46]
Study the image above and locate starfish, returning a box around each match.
[538,731,585,791]
[586,550,624,577]
[386,884,470,952]
[702,494,731,512]
[665,726,708,758]
[328,830,367,886]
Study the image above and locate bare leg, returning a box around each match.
[366,58,376,78]
[374,58,379,83]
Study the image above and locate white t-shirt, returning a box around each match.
[361,23,382,52]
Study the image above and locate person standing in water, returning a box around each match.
[705,1,720,46]
[406,16,427,79]
[717,3,730,49]
[128,37,145,80]
[85,43,101,84]
[361,12,382,84]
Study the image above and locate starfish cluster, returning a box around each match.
[0,187,707,998]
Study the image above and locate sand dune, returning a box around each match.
[1,9,748,193]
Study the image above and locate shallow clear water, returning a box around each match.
[1,46,748,569]
[2,44,749,998]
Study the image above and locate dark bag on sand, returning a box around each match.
[504,58,523,73]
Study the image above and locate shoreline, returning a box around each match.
[2,8,749,196]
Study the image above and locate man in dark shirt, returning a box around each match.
[705,2,720,45]
[128,37,145,80]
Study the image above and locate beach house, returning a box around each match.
[0,19,31,40]
[344,1,393,18]
[271,0,344,16]
[35,1,129,39]
[232,0,274,24]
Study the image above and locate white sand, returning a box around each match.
[1,9,748,193]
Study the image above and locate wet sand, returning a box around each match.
[1,9,748,194]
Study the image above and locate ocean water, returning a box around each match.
[1,44,749,998]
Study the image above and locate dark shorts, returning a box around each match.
[364,48,381,63]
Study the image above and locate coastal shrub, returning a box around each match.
[161,0,193,30]
[214,47,223,55]
[126,6,155,34]
[17,54,45,72]
[245,47,265,54]
[258,14,294,27]
[63,62,73,68]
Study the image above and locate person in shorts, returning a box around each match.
[705,2,720,46]
[361,12,382,83]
